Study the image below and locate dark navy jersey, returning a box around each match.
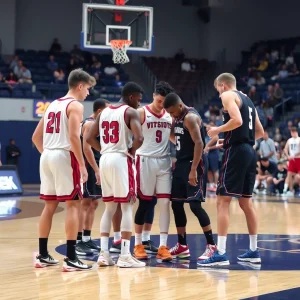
[81,117,100,163]
[174,108,205,161]
[223,91,256,149]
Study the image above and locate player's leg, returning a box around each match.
[35,150,59,268]
[237,149,261,263]
[109,203,122,253]
[285,159,296,195]
[134,156,156,259]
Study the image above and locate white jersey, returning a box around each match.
[136,106,172,157]
[288,137,300,157]
[99,104,133,155]
[43,97,76,151]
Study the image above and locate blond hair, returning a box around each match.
[215,73,236,87]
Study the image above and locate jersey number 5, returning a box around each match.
[102,121,119,144]
[175,136,181,151]
[248,107,253,130]
[46,112,61,133]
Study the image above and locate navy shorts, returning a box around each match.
[83,163,102,200]
[217,143,256,198]
[207,150,219,172]
[171,155,207,202]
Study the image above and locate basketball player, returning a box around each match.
[163,93,217,261]
[198,73,264,266]
[32,68,96,271]
[86,82,146,268]
[283,127,300,196]
[134,81,175,261]
[76,99,109,256]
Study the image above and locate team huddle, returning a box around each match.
[32,69,264,271]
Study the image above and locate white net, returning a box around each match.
[110,40,132,64]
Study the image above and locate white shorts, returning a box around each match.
[100,152,135,203]
[40,149,82,201]
[136,155,172,200]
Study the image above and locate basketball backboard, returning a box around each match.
[81,2,154,52]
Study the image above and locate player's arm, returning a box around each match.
[32,117,44,154]
[86,113,101,152]
[127,108,144,156]
[138,107,145,124]
[208,92,242,138]
[184,114,204,186]
[254,109,264,140]
[169,118,175,144]
[68,101,87,182]
[82,121,99,173]
[204,135,219,153]
[283,140,290,159]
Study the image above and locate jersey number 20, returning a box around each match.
[248,107,253,130]
[102,121,119,144]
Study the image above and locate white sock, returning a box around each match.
[160,234,168,247]
[114,231,121,242]
[262,180,267,188]
[142,231,150,242]
[254,180,259,189]
[217,236,227,255]
[249,235,257,251]
[82,235,90,242]
[121,239,130,256]
[135,233,142,246]
[284,183,288,192]
[101,236,109,251]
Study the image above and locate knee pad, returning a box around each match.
[134,199,152,225]
[189,201,210,228]
[171,201,187,227]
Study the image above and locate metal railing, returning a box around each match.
[274,96,293,122]
[138,56,157,91]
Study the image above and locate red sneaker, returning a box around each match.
[169,243,190,259]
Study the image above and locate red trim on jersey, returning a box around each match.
[156,193,171,199]
[109,104,126,109]
[141,107,146,125]
[40,151,83,201]
[145,105,165,119]
[124,106,131,130]
[58,97,75,102]
[102,156,136,203]
[136,155,153,200]
[66,100,77,119]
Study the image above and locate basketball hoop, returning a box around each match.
[110,40,132,64]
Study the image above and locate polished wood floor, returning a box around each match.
[1,186,300,300]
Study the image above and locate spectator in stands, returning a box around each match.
[282,121,293,140]
[9,55,19,71]
[104,65,119,81]
[13,60,23,78]
[270,49,279,64]
[70,45,84,64]
[263,85,274,102]
[286,51,294,66]
[273,83,284,103]
[66,57,78,74]
[174,48,185,61]
[18,65,32,84]
[5,71,18,84]
[49,38,62,54]
[256,103,267,128]
[248,86,260,105]
[256,56,269,71]
[289,64,299,77]
[279,45,286,62]
[47,55,58,72]
[181,59,191,72]
[53,68,65,84]
[94,72,102,85]
[294,40,300,54]
[271,64,289,80]
[190,59,197,72]
[255,72,266,85]
[259,131,277,163]
[248,55,258,69]
[247,71,256,87]
[6,139,21,167]
[264,103,274,127]
[270,160,287,195]
[274,128,283,143]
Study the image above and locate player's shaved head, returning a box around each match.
[93,98,110,112]
[163,92,182,109]
[215,73,236,88]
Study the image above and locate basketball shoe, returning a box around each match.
[62,256,93,272]
[169,243,190,259]
[117,254,146,268]
[142,240,158,254]
[84,239,101,253]
[197,251,230,267]
[198,244,217,260]
[156,246,172,262]
[237,249,261,264]
[97,250,115,267]
[35,253,59,268]
[109,239,121,253]
[134,244,148,260]
[75,241,94,256]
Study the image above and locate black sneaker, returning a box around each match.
[109,239,121,253]
[35,253,59,268]
[62,257,93,272]
[143,240,159,254]
[75,241,94,256]
[84,239,101,252]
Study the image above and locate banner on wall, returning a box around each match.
[0,165,23,196]
[33,99,53,118]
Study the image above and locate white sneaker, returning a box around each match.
[117,254,146,268]
[285,191,294,197]
[97,250,115,267]
[35,254,59,268]
[198,244,217,260]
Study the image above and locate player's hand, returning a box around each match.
[79,165,88,184]
[216,139,224,149]
[95,170,101,185]
[207,126,220,138]
[204,146,209,154]
[188,168,198,186]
